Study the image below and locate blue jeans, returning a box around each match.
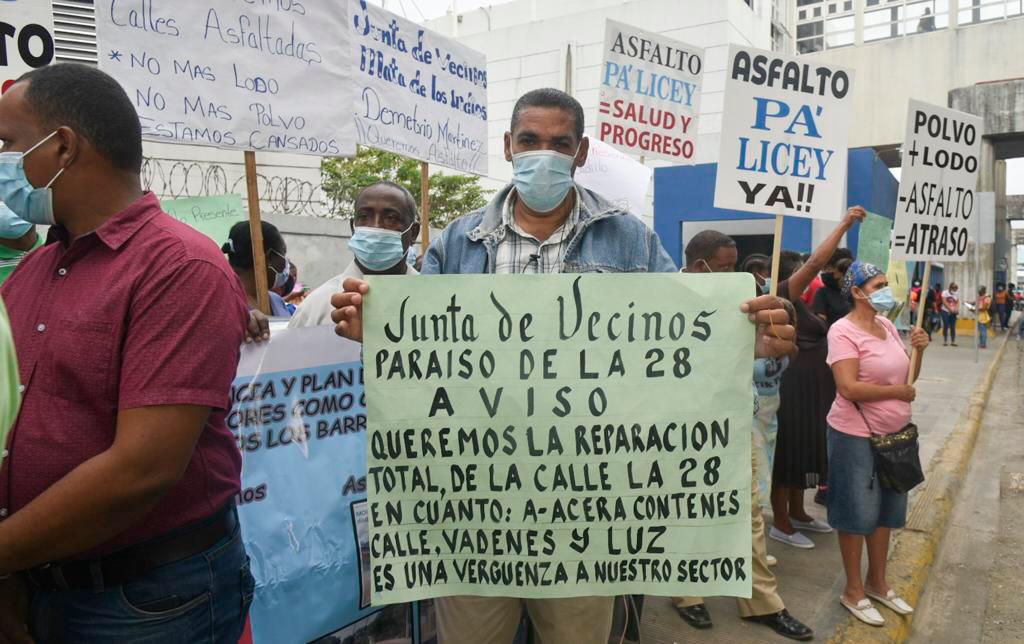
[979,319,988,347]
[942,311,957,343]
[29,511,254,643]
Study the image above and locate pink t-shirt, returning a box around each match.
[826,316,912,437]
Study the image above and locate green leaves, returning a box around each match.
[321,146,491,229]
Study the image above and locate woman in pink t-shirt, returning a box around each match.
[825,262,930,627]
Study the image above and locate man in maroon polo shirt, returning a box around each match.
[0,64,253,642]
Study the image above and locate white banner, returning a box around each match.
[1,0,55,93]
[95,1,356,156]
[714,45,854,221]
[891,100,983,262]
[575,138,652,217]
[597,19,703,163]
[350,0,488,175]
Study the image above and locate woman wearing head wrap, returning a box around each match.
[825,262,929,627]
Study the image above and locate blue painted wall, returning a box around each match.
[653,147,899,267]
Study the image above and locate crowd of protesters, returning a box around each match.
[0,62,1007,644]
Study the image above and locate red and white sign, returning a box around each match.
[596,20,703,163]
[1,1,56,94]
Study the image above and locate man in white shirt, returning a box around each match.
[289,181,419,328]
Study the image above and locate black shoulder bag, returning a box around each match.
[854,405,924,493]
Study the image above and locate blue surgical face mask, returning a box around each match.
[760,276,773,295]
[511,145,579,213]
[269,254,291,290]
[866,286,897,313]
[0,131,65,226]
[350,223,413,272]
[0,202,32,240]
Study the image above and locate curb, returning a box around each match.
[827,332,1012,644]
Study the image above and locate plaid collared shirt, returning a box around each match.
[493,188,581,274]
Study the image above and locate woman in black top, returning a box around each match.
[770,207,866,550]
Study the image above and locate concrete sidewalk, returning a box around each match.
[640,334,1005,644]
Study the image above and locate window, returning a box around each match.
[797,21,824,52]
[825,15,855,46]
[960,0,1024,24]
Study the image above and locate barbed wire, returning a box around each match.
[141,158,335,218]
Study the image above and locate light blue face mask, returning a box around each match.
[867,286,897,313]
[0,202,32,240]
[511,145,580,213]
[760,276,773,295]
[268,251,292,290]
[0,131,64,226]
[350,223,413,272]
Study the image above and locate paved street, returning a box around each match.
[642,332,1006,644]
[910,333,1024,644]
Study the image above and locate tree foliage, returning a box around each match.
[321,146,491,229]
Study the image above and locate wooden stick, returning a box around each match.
[768,214,784,298]
[244,151,271,315]
[907,261,931,385]
[420,161,430,250]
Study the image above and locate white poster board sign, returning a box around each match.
[891,100,983,262]
[350,0,488,175]
[95,2,356,156]
[597,20,703,163]
[1,1,56,93]
[714,45,854,221]
[575,138,652,217]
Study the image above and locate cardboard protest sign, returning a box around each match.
[95,1,356,156]
[857,211,894,273]
[363,274,755,603]
[162,194,244,247]
[0,0,55,94]
[891,100,983,262]
[350,0,488,174]
[575,138,653,217]
[233,327,427,643]
[715,45,854,220]
[597,20,703,163]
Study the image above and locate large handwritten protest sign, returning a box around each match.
[597,20,703,163]
[363,274,755,603]
[232,327,423,643]
[715,45,854,220]
[162,194,244,248]
[1,0,55,93]
[891,100,982,262]
[95,1,356,156]
[350,0,488,174]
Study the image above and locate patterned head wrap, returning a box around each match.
[842,260,884,296]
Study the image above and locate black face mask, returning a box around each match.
[822,273,841,290]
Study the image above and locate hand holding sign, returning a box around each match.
[331,277,371,342]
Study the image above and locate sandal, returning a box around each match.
[839,597,885,626]
[865,589,914,615]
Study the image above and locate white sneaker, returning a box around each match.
[791,517,834,533]
[766,554,778,567]
[769,527,815,549]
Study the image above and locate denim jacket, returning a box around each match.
[422,184,677,275]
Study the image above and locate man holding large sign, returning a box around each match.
[890,100,983,262]
[331,88,797,643]
[715,45,854,220]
